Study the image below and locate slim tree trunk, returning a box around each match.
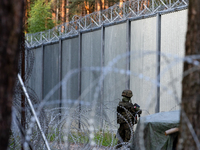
[25,0,30,33]
[66,0,69,22]
[0,1,24,150]
[177,0,200,149]
[63,0,66,22]
[56,0,61,24]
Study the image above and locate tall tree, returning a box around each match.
[28,0,54,33]
[0,0,24,150]
[177,0,200,150]
[25,0,37,33]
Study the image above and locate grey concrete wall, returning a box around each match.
[27,9,188,129]
[104,23,127,129]
[81,30,102,126]
[81,30,101,102]
[61,37,80,129]
[43,43,60,107]
[160,10,187,112]
[130,17,157,116]
[62,38,79,105]
[28,46,43,100]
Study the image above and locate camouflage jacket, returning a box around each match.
[117,101,141,125]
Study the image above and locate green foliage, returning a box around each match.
[28,0,54,33]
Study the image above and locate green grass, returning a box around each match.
[94,131,118,147]
[68,131,89,144]
[47,129,118,147]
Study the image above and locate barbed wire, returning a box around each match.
[10,49,200,149]
[25,0,188,48]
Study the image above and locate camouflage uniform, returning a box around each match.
[116,90,142,148]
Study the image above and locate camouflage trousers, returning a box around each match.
[116,123,134,148]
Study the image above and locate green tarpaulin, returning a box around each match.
[131,110,180,150]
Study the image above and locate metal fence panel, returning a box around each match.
[160,10,187,112]
[61,38,79,108]
[81,30,102,127]
[43,43,60,108]
[130,17,157,116]
[104,23,127,129]
[28,46,43,100]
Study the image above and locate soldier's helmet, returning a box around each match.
[121,90,133,98]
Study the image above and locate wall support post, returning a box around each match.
[78,32,82,129]
[126,19,131,89]
[59,39,62,120]
[100,25,105,128]
[156,13,161,113]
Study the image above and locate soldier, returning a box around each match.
[116,90,142,149]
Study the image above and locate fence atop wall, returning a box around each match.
[25,0,188,48]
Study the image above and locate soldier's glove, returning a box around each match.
[133,103,141,111]
[138,109,142,115]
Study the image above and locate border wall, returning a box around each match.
[27,8,188,129]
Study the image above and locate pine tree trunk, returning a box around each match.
[0,1,24,150]
[56,0,59,24]
[177,0,200,149]
[25,0,30,33]
[63,0,66,22]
